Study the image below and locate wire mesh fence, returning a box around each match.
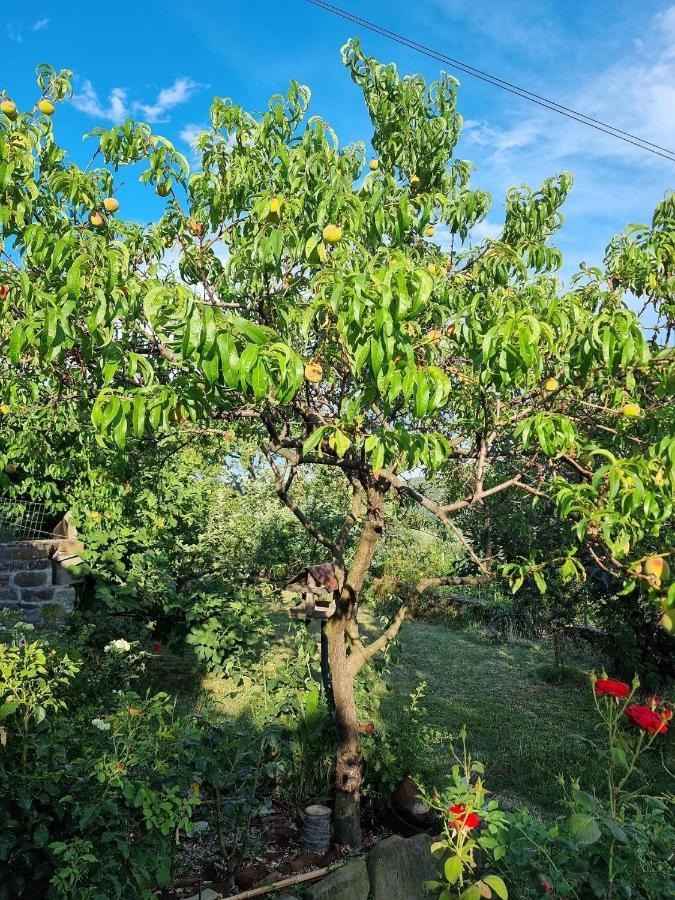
[0,499,53,541]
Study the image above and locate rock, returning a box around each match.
[390,777,437,833]
[367,834,437,900]
[184,889,220,900]
[234,862,268,890]
[304,857,369,900]
[186,820,209,836]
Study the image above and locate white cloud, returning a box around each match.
[179,123,207,146]
[133,78,202,123]
[471,220,502,241]
[461,5,675,174]
[71,77,203,125]
[71,81,129,122]
[32,18,49,31]
[6,23,22,43]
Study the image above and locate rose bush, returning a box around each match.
[502,673,674,897]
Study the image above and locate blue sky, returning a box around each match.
[2,1,674,282]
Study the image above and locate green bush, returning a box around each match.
[500,674,675,898]
[183,586,272,676]
[0,623,260,898]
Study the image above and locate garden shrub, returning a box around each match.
[0,620,270,898]
[183,586,272,677]
[501,675,674,898]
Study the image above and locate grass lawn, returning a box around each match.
[194,613,674,818]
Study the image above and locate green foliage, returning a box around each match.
[361,681,450,807]
[2,50,672,623]
[0,624,258,898]
[183,587,272,676]
[419,729,510,899]
[501,676,675,898]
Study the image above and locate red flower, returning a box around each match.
[448,803,480,830]
[116,763,126,771]
[153,642,162,654]
[624,704,670,734]
[539,873,554,895]
[594,678,630,698]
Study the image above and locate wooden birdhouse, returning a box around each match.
[285,563,340,621]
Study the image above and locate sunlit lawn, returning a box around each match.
[190,612,674,817]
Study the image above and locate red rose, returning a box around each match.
[594,678,630,698]
[539,873,554,895]
[624,704,670,734]
[448,803,480,830]
[153,642,162,654]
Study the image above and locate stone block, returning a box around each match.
[52,587,76,609]
[12,570,49,588]
[53,539,84,556]
[183,890,219,900]
[17,585,59,603]
[40,602,72,624]
[367,834,436,900]
[304,857,369,900]
[17,603,46,624]
[0,540,58,561]
[53,556,85,586]
[0,587,19,604]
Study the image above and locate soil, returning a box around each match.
[159,798,391,898]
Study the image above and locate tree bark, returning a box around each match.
[328,483,385,846]
[327,614,363,845]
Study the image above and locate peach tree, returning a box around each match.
[1,48,673,843]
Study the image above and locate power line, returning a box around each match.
[305,0,675,163]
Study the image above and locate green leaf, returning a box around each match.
[567,813,601,846]
[606,818,628,844]
[484,875,508,899]
[333,429,351,459]
[33,823,49,847]
[444,855,462,885]
[132,397,146,438]
[303,426,328,456]
[0,700,20,720]
[610,746,627,768]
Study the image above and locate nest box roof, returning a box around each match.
[285,562,341,594]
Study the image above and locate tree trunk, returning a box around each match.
[326,615,363,846]
[328,484,386,846]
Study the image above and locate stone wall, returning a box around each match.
[0,538,84,626]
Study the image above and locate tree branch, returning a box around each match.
[263,447,344,565]
[350,572,491,673]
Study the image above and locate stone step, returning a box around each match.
[0,539,83,563]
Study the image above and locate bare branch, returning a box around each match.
[263,447,344,565]
[350,572,491,673]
